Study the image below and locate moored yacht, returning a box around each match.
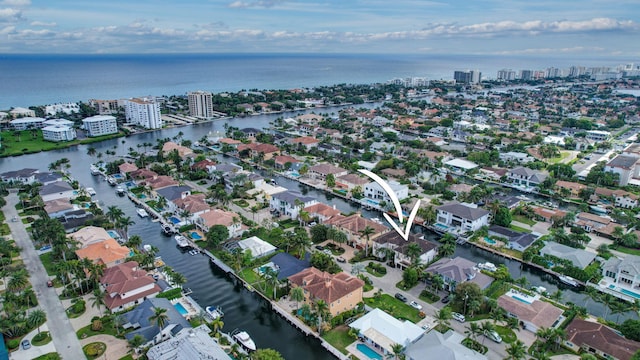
[175,235,189,248]
[136,208,149,218]
[232,330,256,351]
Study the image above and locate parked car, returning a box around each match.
[441,295,451,304]
[485,330,502,343]
[21,339,31,350]
[46,280,53,287]
[323,249,332,256]
[409,301,422,310]
[452,312,466,323]
[336,256,346,263]
[394,293,408,302]
[314,245,324,251]
[421,324,431,332]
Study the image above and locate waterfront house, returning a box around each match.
[602,254,640,294]
[499,151,535,164]
[372,232,439,269]
[539,242,596,269]
[119,162,138,178]
[44,198,75,218]
[75,238,132,268]
[487,225,537,252]
[58,209,95,231]
[506,167,548,188]
[497,293,563,333]
[575,212,611,232]
[162,141,194,159]
[172,194,210,220]
[68,226,113,248]
[531,206,567,223]
[426,257,493,291]
[196,209,244,238]
[308,163,349,181]
[0,168,39,184]
[303,203,341,223]
[100,261,162,312]
[156,185,192,213]
[237,142,280,161]
[129,168,158,181]
[218,138,242,149]
[364,180,409,207]
[274,155,300,170]
[237,236,277,259]
[565,319,640,360]
[288,267,364,316]
[435,202,490,232]
[290,136,320,150]
[146,324,231,360]
[335,173,370,191]
[555,180,587,198]
[191,159,217,173]
[269,252,311,281]
[145,175,179,190]
[444,158,479,174]
[269,191,318,219]
[404,330,487,360]
[349,308,424,357]
[324,214,388,249]
[34,171,63,186]
[39,180,75,202]
[122,297,192,350]
[595,188,639,209]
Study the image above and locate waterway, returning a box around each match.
[2,105,637,357]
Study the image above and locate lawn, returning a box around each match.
[509,224,532,233]
[32,331,52,346]
[546,151,571,165]
[0,130,123,157]
[39,252,57,276]
[322,325,353,354]
[76,317,120,339]
[364,294,421,323]
[512,215,536,226]
[614,246,640,257]
[118,355,134,360]
[32,354,61,360]
[494,325,517,344]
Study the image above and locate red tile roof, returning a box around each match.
[566,319,640,360]
[288,268,364,304]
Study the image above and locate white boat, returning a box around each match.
[175,235,189,248]
[90,165,101,175]
[116,186,126,195]
[86,187,97,196]
[137,208,149,218]
[532,286,547,294]
[233,330,256,351]
[477,262,497,272]
[558,275,579,287]
[189,249,199,256]
[161,223,176,235]
[206,305,224,320]
[143,244,152,253]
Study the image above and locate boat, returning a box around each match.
[531,286,547,294]
[476,262,497,272]
[90,164,101,175]
[189,249,199,256]
[175,235,189,248]
[86,187,96,196]
[558,275,579,287]
[107,176,118,186]
[161,223,176,235]
[206,305,224,320]
[136,208,149,218]
[143,244,152,252]
[232,330,256,351]
[116,186,126,195]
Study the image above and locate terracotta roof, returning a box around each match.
[497,295,563,329]
[336,173,370,186]
[289,268,364,304]
[100,261,161,309]
[75,238,131,267]
[304,203,341,219]
[566,319,640,360]
[145,175,179,190]
[309,163,347,175]
[274,155,300,165]
[173,193,210,214]
[69,226,112,248]
[162,141,194,157]
[129,168,158,180]
[198,208,238,228]
[192,159,216,170]
[324,214,388,236]
[119,162,138,174]
[532,206,567,221]
[555,180,587,192]
[290,136,320,145]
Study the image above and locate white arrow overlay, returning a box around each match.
[359,169,421,241]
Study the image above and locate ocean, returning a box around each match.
[0,53,632,109]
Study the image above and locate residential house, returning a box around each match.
[349,308,424,357]
[245,182,287,203]
[274,155,301,170]
[372,232,439,269]
[531,206,567,223]
[335,173,370,191]
[404,330,487,360]
[303,203,341,223]
[172,194,210,220]
[119,162,139,178]
[68,226,113,248]
[75,238,132,268]
[269,252,311,281]
[39,181,75,202]
[2,168,40,184]
[380,168,406,180]
[156,185,192,212]
[34,171,63,186]
[290,136,320,150]
[575,212,611,232]
[488,193,521,209]
[162,141,194,159]
[237,236,277,259]
[565,319,640,360]
[435,202,490,232]
[605,189,640,209]
[364,180,409,207]
[100,261,162,311]
[602,254,640,294]
[426,257,494,291]
[498,292,563,333]
[605,155,639,186]
[196,209,243,238]
[58,209,95,231]
[122,298,192,349]
[44,198,75,218]
[191,159,217,173]
[539,242,596,269]
[269,191,318,219]
[308,163,348,181]
[487,225,537,252]
[145,175,179,190]
[324,214,388,249]
[499,151,535,164]
[288,267,364,316]
[555,180,587,198]
[218,138,242,149]
[506,167,548,188]
[146,324,231,360]
[237,142,280,161]
[444,158,479,174]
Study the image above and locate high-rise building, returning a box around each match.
[83,115,118,137]
[125,97,162,129]
[520,70,533,81]
[497,69,516,81]
[453,70,481,84]
[188,91,214,118]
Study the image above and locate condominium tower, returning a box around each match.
[124,97,163,129]
[188,91,214,118]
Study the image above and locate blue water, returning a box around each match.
[512,295,533,304]
[107,230,120,239]
[138,194,147,199]
[0,53,628,108]
[357,344,382,360]
[484,237,497,245]
[366,199,379,205]
[190,231,202,240]
[620,288,640,299]
[112,174,124,179]
[174,303,188,316]
[434,223,448,230]
[168,216,181,224]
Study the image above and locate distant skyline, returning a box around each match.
[0,0,639,56]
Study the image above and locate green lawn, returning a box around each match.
[494,325,517,344]
[32,332,52,346]
[364,294,421,323]
[0,130,124,157]
[39,252,57,276]
[613,246,640,256]
[546,151,571,165]
[32,353,61,360]
[322,325,353,354]
[512,215,536,226]
[509,224,532,233]
[76,317,120,339]
[118,355,134,360]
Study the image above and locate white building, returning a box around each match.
[9,107,35,118]
[43,118,74,127]
[147,325,231,360]
[269,191,318,219]
[45,103,80,116]
[586,130,611,142]
[349,308,424,357]
[364,180,409,206]
[435,202,490,232]
[605,155,639,186]
[188,91,214,118]
[125,97,163,129]
[42,125,77,142]
[237,236,277,259]
[499,151,535,164]
[83,115,118,137]
[506,167,548,188]
[10,117,45,130]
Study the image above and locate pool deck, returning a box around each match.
[346,341,384,360]
[597,279,640,303]
[171,295,205,319]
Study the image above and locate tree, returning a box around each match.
[210,317,224,334]
[406,243,422,266]
[480,321,495,345]
[454,282,483,316]
[126,235,142,249]
[465,322,481,342]
[389,343,404,360]
[359,226,375,257]
[326,173,336,188]
[313,299,330,335]
[290,286,305,310]
[402,267,419,288]
[493,207,512,227]
[505,340,527,360]
[251,348,285,360]
[128,334,145,351]
[439,242,456,258]
[207,225,229,248]
[149,307,169,329]
[434,307,452,332]
[90,288,106,316]
[621,319,640,341]
[27,309,46,334]
[431,274,444,293]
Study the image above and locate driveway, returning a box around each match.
[3,192,86,360]
[80,334,130,360]
[9,324,56,360]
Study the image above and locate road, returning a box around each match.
[3,191,86,360]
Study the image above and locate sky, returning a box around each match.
[0,0,639,56]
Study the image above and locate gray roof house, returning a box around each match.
[155,185,192,202]
[34,171,63,185]
[0,168,39,184]
[507,166,548,187]
[426,256,493,291]
[602,254,640,294]
[404,329,487,360]
[539,242,596,269]
[122,298,191,348]
[146,324,231,360]
[488,225,537,252]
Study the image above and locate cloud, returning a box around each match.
[30,21,56,27]
[227,0,287,8]
[494,46,607,55]
[1,0,30,6]
[0,7,22,22]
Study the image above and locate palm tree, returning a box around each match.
[535,327,554,351]
[210,317,224,334]
[117,216,135,240]
[465,322,481,342]
[479,321,495,345]
[406,243,422,266]
[290,287,305,310]
[106,206,124,223]
[505,340,527,360]
[439,242,456,258]
[170,272,187,289]
[7,273,29,293]
[388,343,404,360]
[90,288,106,316]
[148,307,169,329]
[27,309,46,334]
[126,235,143,249]
[313,299,330,335]
[128,334,145,352]
[359,226,375,257]
[431,274,444,294]
[434,308,452,332]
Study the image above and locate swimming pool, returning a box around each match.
[512,295,533,304]
[190,231,202,240]
[168,216,181,224]
[174,303,188,316]
[107,230,120,239]
[356,344,382,360]
[366,199,379,205]
[138,194,147,199]
[619,287,640,299]
[434,223,448,230]
[484,237,497,245]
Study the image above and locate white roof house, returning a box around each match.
[43,118,74,127]
[445,158,479,171]
[237,236,277,259]
[349,308,424,355]
[146,324,231,360]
